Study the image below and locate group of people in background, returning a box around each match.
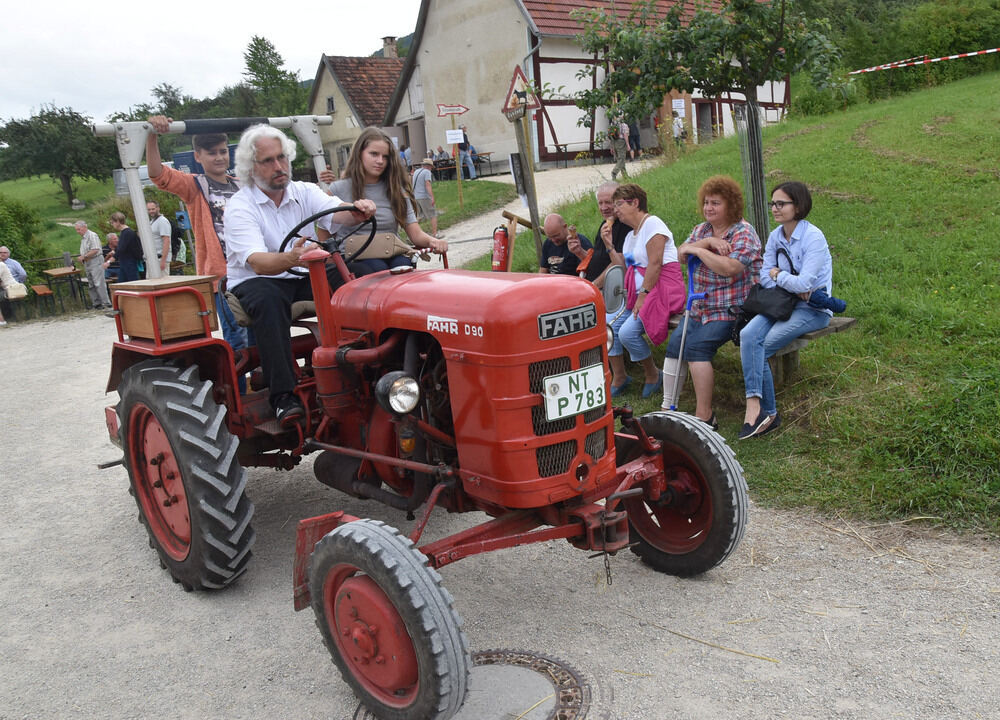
[545,175,838,441]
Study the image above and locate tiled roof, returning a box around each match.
[325,56,405,127]
[520,0,718,37]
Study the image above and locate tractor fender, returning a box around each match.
[106,338,241,411]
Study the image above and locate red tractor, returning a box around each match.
[98,118,748,720]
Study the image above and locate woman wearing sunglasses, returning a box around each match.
[607,183,685,399]
[737,181,833,439]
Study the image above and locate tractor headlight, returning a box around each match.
[606,327,615,351]
[375,371,420,415]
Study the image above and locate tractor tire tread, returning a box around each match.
[119,361,254,590]
[310,519,470,720]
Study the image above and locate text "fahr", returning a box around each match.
[537,303,597,340]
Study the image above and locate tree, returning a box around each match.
[572,0,838,237]
[242,36,308,116]
[0,105,118,207]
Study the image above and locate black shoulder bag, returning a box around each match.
[740,247,800,322]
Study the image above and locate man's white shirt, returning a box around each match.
[224,181,346,289]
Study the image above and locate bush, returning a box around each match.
[0,193,45,265]
[789,72,860,117]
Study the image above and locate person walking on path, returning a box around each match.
[458,125,477,180]
[412,158,441,238]
[74,221,112,309]
[609,115,628,181]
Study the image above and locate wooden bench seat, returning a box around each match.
[31,284,62,314]
[770,316,857,385]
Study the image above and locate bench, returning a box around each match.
[769,316,858,385]
[31,284,61,315]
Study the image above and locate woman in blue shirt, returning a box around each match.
[738,181,834,440]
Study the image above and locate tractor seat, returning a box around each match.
[225,291,315,328]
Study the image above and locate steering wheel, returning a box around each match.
[277,204,377,277]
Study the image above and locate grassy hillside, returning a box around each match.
[481,72,1000,534]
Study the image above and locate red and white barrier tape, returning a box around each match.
[849,47,1000,75]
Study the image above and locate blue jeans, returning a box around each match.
[216,292,248,352]
[459,150,476,179]
[608,309,651,362]
[664,315,732,362]
[215,292,248,394]
[354,255,413,275]
[740,307,830,416]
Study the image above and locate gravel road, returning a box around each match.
[1,161,997,719]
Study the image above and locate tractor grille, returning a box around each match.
[529,355,573,436]
[529,345,608,476]
[536,439,576,477]
[585,428,607,460]
[579,346,606,424]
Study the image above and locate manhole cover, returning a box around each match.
[355,648,598,720]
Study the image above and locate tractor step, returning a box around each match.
[254,419,287,436]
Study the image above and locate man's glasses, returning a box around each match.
[768,200,794,209]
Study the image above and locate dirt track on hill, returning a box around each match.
[2,161,998,719]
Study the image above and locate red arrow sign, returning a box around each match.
[437,103,470,117]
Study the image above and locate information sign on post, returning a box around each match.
[438,103,470,209]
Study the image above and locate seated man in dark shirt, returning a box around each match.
[538,213,592,276]
[585,181,630,288]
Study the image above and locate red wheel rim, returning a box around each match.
[323,564,419,708]
[626,454,712,554]
[127,403,190,561]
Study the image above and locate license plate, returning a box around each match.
[542,363,606,422]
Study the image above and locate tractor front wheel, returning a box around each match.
[309,519,470,720]
[617,412,748,577]
[118,361,255,590]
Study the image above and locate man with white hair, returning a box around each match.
[586,181,629,289]
[0,246,27,284]
[224,124,375,426]
[74,220,112,309]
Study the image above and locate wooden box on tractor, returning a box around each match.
[111,275,217,341]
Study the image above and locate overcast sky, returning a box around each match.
[1,0,421,123]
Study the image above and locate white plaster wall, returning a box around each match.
[415,0,534,162]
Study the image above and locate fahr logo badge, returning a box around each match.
[538,303,597,340]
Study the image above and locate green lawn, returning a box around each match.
[0,175,116,255]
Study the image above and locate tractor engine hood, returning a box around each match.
[329,269,605,356]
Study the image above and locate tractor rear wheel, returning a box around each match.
[309,519,470,720]
[617,412,748,577]
[118,361,255,590]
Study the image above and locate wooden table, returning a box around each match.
[474,151,494,176]
[44,266,82,305]
[432,152,495,180]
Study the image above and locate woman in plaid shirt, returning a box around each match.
[661,176,762,430]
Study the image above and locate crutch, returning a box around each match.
[668,256,706,410]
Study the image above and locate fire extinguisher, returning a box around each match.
[491,225,510,272]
